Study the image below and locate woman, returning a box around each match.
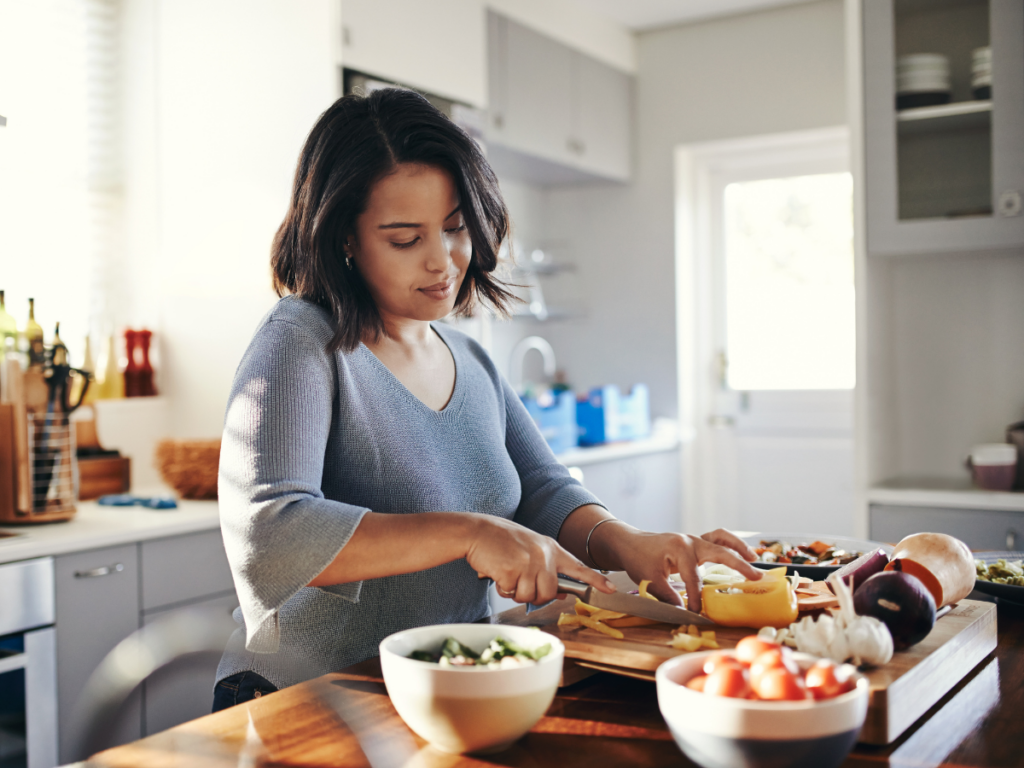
[213,88,761,710]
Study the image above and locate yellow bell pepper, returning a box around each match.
[701,567,798,629]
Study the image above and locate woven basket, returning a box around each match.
[155,439,220,500]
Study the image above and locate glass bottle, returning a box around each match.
[25,298,45,368]
[96,334,124,399]
[0,291,17,353]
[123,329,140,397]
[137,329,156,396]
[74,335,97,405]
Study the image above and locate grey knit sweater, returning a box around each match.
[215,296,602,689]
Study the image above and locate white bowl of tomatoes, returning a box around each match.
[656,636,868,768]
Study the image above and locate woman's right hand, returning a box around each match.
[465,516,616,605]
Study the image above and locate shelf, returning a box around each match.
[897,101,991,135]
[0,650,27,675]
[511,307,579,322]
[868,477,1024,513]
[514,264,576,277]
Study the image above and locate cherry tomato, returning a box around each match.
[805,661,855,700]
[748,648,799,688]
[685,674,707,692]
[702,652,744,676]
[704,665,751,699]
[753,667,811,701]
[735,637,780,665]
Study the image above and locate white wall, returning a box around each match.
[533,0,848,421]
[889,251,1024,479]
[123,0,339,440]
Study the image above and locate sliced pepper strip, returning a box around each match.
[701,567,798,629]
[604,615,661,628]
[574,599,599,616]
[637,580,659,600]
[557,613,625,639]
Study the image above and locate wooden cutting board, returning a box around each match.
[540,598,997,745]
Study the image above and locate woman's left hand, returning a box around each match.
[607,528,763,613]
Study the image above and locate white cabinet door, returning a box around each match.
[503,16,574,166]
[486,11,632,183]
[574,53,632,181]
[141,591,239,736]
[574,451,681,535]
[870,503,1023,551]
[341,0,486,107]
[862,0,1024,255]
[55,544,141,763]
[140,530,235,611]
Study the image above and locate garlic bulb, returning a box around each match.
[833,573,893,666]
[757,576,893,668]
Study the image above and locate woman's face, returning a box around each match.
[350,163,472,326]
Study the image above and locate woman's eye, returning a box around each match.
[445,224,467,234]
[391,238,419,249]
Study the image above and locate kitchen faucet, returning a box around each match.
[509,336,556,393]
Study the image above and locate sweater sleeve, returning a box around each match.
[502,377,605,540]
[218,318,370,654]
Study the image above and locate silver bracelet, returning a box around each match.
[585,518,622,573]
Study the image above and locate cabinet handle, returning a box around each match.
[998,190,1022,218]
[1008,529,1018,550]
[75,563,125,579]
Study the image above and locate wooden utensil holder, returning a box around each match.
[0,360,78,523]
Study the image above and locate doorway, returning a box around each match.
[675,127,855,536]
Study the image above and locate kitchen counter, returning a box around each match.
[0,498,220,565]
[869,477,1024,513]
[87,597,1024,768]
[553,417,688,467]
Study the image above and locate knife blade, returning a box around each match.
[554,572,714,626]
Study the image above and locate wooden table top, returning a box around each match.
[91,595,1024,768]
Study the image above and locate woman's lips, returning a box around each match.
[419,280,456,300]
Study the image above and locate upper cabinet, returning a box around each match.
[486,12,633,184]
[341,0,487,108]
[862,0,1024,255]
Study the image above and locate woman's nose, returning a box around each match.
[424,233,454,272]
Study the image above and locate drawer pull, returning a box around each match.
[75,563,125,579]
[1008,530,1018,550]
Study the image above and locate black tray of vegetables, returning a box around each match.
[742,533,895,581]
[972,552,1024,605]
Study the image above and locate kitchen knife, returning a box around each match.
[554,571,714,626]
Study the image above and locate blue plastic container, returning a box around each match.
[522,390,579,454]
[576,384,651,446]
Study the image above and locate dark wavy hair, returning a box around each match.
[271,88,518,352]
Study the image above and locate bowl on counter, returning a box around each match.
[656,650,868,768]
[379,623,564,754]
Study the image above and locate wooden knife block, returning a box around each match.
[0,360,78,523]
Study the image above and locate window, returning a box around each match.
[0,0,121,361]
[723,172,855,391]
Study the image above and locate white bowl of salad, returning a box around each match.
[379,623,564,754]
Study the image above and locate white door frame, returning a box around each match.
[674,126,851,535]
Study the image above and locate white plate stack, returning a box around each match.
[896,53,951,109]
[972,46,991,99]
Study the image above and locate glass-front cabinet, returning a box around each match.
[863,0,1024,255]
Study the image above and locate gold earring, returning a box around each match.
[345,255,353,271]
